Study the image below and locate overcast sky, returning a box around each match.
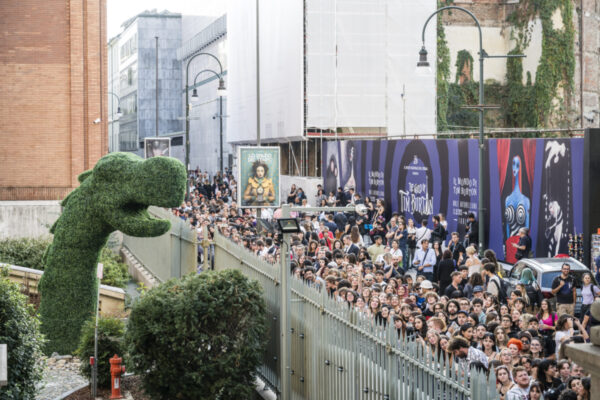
[107,0,228,39]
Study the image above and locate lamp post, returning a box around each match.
[190,69,226,173]
[108,92,122,152]
[184,52,224,198]
[418,6,524,256]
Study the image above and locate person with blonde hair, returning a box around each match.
[465,245,481,276]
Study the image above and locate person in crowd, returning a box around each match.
[551,263,577,317]
[179,169,593,400]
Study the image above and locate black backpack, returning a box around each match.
[525,281,542,307]
[490,277,509,304]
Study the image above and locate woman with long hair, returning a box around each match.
[527,382,543,400]
[362,287,372,305]
[463,272,484,299]
[482,332,498,361]
[537,300,557,337]
[555,314,588,358]
[350,225,363,246]
[414,315,427,338]
[530,336,545,359]
[537,359,562,393]
[367,296,381,318]
[483,248,503,278]
[494,326,509,350]
[307,240,318,258]
[581,272,600,320]
[495,365,514,400]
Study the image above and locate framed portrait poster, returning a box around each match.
[238,146,280,208]
[144,137,171,158]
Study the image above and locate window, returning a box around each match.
[171,136,183,146]
[119,34,137,62]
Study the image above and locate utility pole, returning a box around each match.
[155,36,159,137]
[256,0,262,219]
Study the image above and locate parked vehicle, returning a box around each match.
[503,257,597,316]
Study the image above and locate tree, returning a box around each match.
[126,269,268,399]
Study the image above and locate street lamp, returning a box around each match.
[184,52,225,199]
[190,68,227,177]
[418,6,524,256]
[108,91,122,118]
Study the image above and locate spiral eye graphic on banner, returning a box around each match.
[505,206,514,223]
[516,205,527,225]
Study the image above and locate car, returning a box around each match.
[503,257,598,317]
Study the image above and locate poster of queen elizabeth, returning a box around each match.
[238,146,280,208]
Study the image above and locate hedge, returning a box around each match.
[39,152,186,354]
[126,269,268,399]
[76,316,125,388]
[0,273,44,400]
[0,238,129,288]
[0,237,50,271]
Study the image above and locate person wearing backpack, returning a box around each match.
[483,262,507,304]
[551,263,577,317]
[580,272,600,321]
[521,267,543,311]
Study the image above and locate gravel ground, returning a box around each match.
[35,355,88,400]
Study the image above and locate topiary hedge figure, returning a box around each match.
[125,269,268,400]
[39,152,186,354]
[0,272,44,399]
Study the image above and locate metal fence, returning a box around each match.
[213,232,499,399]
[122,206,197,282]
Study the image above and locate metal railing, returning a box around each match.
[213,232,499,399]
[122,206,197,282]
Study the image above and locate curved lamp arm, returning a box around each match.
[421,6,482,55]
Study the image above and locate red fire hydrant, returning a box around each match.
[110,354,126,399]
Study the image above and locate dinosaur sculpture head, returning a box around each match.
[76,152,187,237]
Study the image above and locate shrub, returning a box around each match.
[98,248,130,288]
[0,276,44,400]
[39,153,186,354]
[0,237,51,271]
[126,269,268,399]
[76,316,125,388]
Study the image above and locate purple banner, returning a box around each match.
[323,138,584,261]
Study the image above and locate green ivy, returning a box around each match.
[507,0,575,127]
[436,1,451,131]
[455,50,474,84]
[0,276,44,399]
[436,0,575,132]
[39,152,186,355]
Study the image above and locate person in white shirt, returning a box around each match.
[412,239,437,281]
[414,219,432,250]
[505,366,531,400]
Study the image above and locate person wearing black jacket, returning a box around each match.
[466,213,478,247]
[436,250,456,295]
[449,232,466,265]
[513,227,532,260]
[430,215,446,245]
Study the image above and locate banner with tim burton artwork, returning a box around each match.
[323,138,583,261]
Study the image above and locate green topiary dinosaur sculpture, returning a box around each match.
[39,152,186,354]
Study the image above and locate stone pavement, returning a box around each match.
[36,355,87,400]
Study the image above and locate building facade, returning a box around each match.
[175,15,230,173]
[0,0,108,200]
[108,10,183,156]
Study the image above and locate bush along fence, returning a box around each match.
[213,232,500,399]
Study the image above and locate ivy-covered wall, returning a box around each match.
[437,0,576,133]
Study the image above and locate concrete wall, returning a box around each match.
[5,264,125,316]
[0,201,61,239]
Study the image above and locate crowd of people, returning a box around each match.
[173,169,597,400]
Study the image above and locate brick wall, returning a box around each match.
[0,0,107,200]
